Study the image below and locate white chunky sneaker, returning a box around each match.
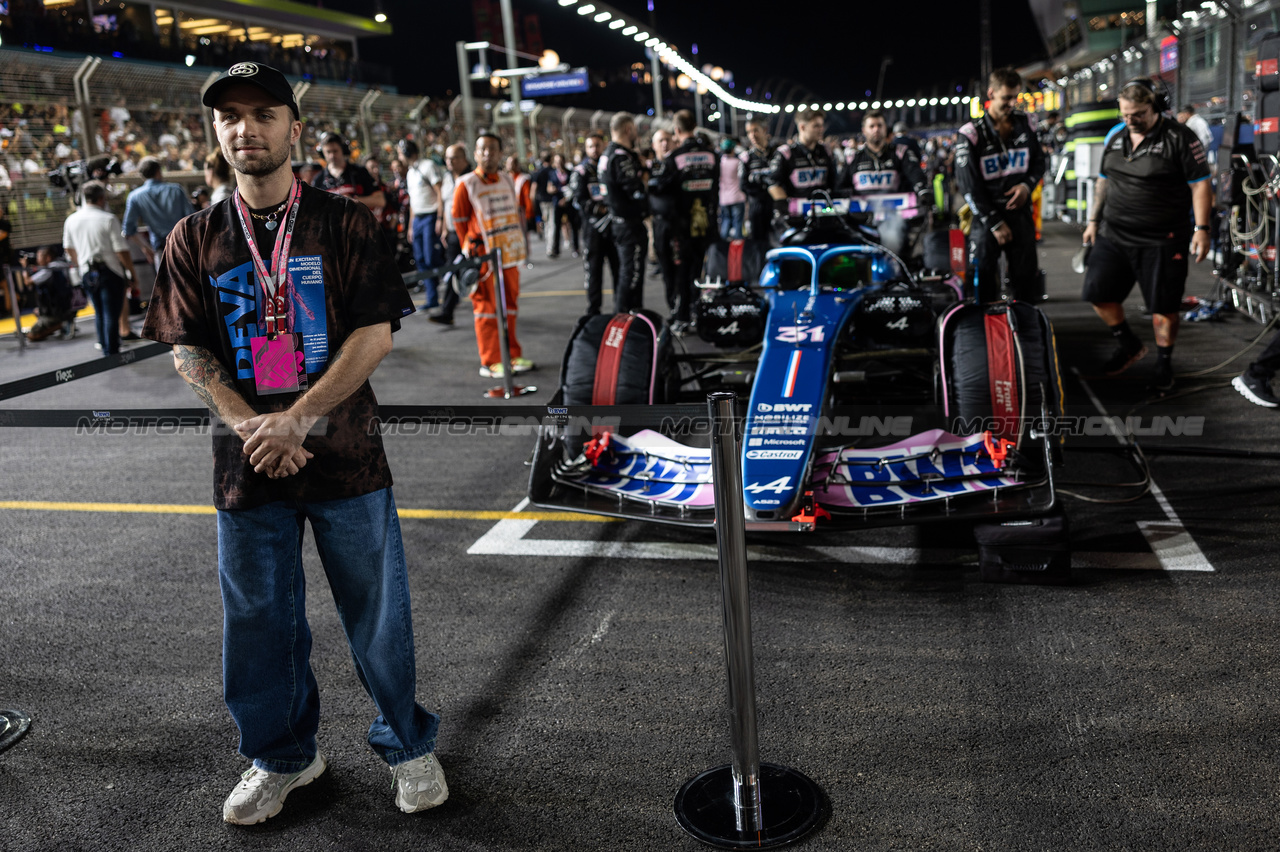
[222,753,326,825]
[392,752,449,813]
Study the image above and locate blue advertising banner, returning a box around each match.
[522,69,590,97]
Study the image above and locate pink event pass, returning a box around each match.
[251,333,309,395]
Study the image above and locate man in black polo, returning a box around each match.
[1082,78,1212,392]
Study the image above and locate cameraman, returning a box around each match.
[63,181,137,355]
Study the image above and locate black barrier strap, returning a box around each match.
[400,252,493,286]
[0,342,170,402]
[0,404,712,429]
[0,253,495,404]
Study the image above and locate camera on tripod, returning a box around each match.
[46,155,122,194]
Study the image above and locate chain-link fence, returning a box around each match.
[0,46,665,252]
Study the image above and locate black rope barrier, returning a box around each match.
[0,404,712,430]
[0,254,497,404]
[0,342,170,402]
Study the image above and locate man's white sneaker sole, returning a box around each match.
[222,753,326,825]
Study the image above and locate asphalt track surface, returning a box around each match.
[2,222,1279,851]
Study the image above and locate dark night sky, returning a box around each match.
[338,1,1046,107]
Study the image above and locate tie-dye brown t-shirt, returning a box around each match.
[143,182,416,510]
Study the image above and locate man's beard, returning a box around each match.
[227,141,291,177]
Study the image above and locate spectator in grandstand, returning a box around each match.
[205,149,234,204]
[741,119,776,244]
[955,68,1045,304]
[453,131,533,377]
[430,142,471,328]
[398,138,444,309]
[1176,104,1214,158]
[146,62,445,825]
[312,132,385,210]
[63,180,136,356]
[718,138,746,240]
[1082,78,1212,392]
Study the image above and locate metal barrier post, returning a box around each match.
[484,248,536,399]
[674,392,823,849]
[0,708,32,755]
[5,265,26,353]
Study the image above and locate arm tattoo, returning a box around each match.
[1091,178,1108,221]
[173,345,240,419]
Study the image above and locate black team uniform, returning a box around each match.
[568,154,617,316]
[651,134,720,326]
[955,109,1045,303]
[599,139,649,313]
[742,140,776,243]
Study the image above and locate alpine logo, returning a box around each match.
[745,476,792,494]
[756,402,813,413]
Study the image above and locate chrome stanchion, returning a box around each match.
[674,392,824,849]
[484,247,536,399]
[5,265,27,353]
[0,708,32,754]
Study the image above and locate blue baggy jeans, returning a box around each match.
[216,487,438,772]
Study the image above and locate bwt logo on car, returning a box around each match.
[757,402,813,413]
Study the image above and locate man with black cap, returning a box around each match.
[143,61,447,825]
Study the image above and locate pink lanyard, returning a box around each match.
[232,179,302,336]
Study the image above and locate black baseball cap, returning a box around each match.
[202,62,299,119]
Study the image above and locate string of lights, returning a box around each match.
[553,0,972,115]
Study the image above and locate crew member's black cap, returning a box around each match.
[202,62,299,119]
